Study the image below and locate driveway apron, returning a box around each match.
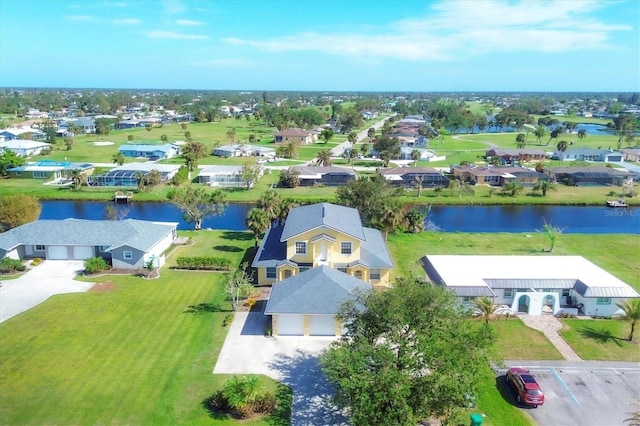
[0,260,91,323]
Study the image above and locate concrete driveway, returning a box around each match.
[0,260,92,323]
[214,301,349,425]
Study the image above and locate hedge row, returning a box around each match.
[176,256,232,271]
[0,258,26,273]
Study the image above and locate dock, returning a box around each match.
[114,191,133,203]
[605,199,627,208]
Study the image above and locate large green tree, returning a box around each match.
[322,278,495,425]
[0,150,25,176]
[245,208,270,247]
[166,186,226,230]
[0,195,41,231]
[182,141,207,171]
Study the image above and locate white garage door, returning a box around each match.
[48,246,69,260]
[276,315,304,336]
[73,246,94,260]
[309,315,336,336]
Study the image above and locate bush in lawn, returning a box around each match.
[0,258,26,273]
[84,257,109,274]
[31,257,43,266]
[175,256,232,271]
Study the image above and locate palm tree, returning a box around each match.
[473,296,497,326]
[615,299,640,341]
[501,181,524,197]
[160,134,169,143]
[533,126,546,144]
[246,208,270,247]
[515,133,526,149]
[69,169,85,190]
[577,129,587,146]
[257,190,281,225]
[283,140,298,159]
[556,140,569,153]
[411,149,421,166]
[533,180,557,196]
[413,176,424,197]
[276,198,297,225]
[222,376,260,414]
[315,149,333,166]
[112,152,125,166]
[360,142,370,157]
[226,128,237,143]
[367,127,376,141]
[404,208,425,233]
[625,397,640,425]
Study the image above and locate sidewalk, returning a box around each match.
[520,314,582,361]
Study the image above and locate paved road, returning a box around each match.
[330,115,393,157]
[498,361,640,426]
[0,260,91,323]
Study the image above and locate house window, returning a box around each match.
[35,245,45,251]
[123,250,133,260]
[597,297,612,305]
[299,267,310,273]
[341,242,352,255]
[295,241,306,255]
[462,296,476,302]
[266,267,276,279]
[503,289,513,298]
[33,171,49,179]
[370,269,381,280]
[337,267,348,273]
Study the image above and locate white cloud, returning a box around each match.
[65,15,96,22]
[162,0,186,15]
[145,30,209,40]
[224,0,632,62]
[112,18,141,25]
[176,19,205,26]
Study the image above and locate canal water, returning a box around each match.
[39,200,640,234]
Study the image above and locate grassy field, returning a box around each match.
[559,319,640,361]
[0,230,292,425]
[2,230,638,424]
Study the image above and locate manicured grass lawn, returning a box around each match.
[559,319,640,361]
[387,232,640,292]
[490,319,563,360]
[0,231,289,425]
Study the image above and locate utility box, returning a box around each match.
[470,413,483,426]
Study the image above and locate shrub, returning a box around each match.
[0,257,26,273]
[84,257,109,274]
[31,257,43,266]
[222,314,234,327]
[175,256,232,271]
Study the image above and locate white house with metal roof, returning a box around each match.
[422,255,639,317]
[265,265,371,336]
[0,139,51,156]
[0,219,177,269]
[197,165,263,188]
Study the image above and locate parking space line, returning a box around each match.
[550,367,580,406]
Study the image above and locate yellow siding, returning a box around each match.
[285,228,362,268]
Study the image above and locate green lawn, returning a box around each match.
[1,229,638,424]
[0,230,291,425]
[559,319,640,361]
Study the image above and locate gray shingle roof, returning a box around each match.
[251,224,287,268]
[280,203,365,241]
[264,265,371,315]
[0,219,176,252]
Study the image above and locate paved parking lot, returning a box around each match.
[500,361,640,426]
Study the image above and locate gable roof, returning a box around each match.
[265,265,371,315]
[118,144,175,153]
[280,203,365,241]
[291,166,356,178]
[275,127,312,137]
[0,219,176,252]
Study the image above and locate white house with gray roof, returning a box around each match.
[265,265,371,336]
[422,255,639,317]
[0,219,177,269]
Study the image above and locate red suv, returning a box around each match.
[506,367,545,408]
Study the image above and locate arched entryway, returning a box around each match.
[542,294,556,314]
[517,295,530,313]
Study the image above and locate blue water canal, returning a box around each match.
[39,200,640,234]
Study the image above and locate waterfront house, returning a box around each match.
[422,255,639,317]
[290,166,356,186]
[0,219,178,269]
[379,167,449,188]
[553,148,623,163]
[543,166,632,186]
[0,139,51,157]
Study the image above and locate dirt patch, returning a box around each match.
[89,282,115,293]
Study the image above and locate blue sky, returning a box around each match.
[1,0,639,92]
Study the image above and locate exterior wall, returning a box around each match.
[285,228,362,268]
[142,231,176,268]
[111,246,145,269]
[579,297,627,317]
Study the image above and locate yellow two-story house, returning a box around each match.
[252,202,394,286]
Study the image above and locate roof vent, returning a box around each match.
[322,206,325,218]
